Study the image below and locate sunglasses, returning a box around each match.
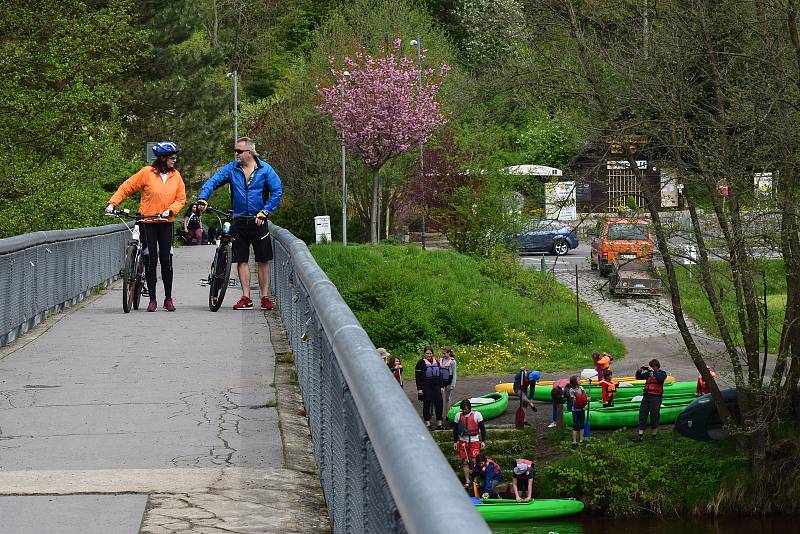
[167,156,178,161]
[234,149,250,155]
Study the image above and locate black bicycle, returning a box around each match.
[202,206,235,311]
[106,209,164,313]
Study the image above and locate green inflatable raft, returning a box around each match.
[446,392,509,422]
[563,396,696,429]
[533,380,697,402]
[475,498,584,522]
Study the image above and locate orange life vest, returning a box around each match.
[601,380,616,402]
[598,355,612,370]
[697,377,710,395]
[644,374,664,396]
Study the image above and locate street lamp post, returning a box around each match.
[340,71,350,246]
[226,70,239,150]
[409,36,426,250]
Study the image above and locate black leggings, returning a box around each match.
[142,222,174,299]
[422,387,443,422]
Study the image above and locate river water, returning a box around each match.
[489,516,797,534]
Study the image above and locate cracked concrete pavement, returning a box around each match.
[0,245,328,533]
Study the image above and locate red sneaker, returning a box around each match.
[233,296,253,310]
[147,299,157,312]
[163,298,176,312]
[260,296,274,310]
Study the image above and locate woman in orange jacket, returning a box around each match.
[106,142,186,312]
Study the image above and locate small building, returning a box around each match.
[568,138,680,213]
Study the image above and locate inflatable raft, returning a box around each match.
[446,392,509,422]
[563,395,696,429]
[475,498,584,522]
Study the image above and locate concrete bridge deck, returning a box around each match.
[0,245,328,533]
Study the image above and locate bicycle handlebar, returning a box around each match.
[105,209,167,222]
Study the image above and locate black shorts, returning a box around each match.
[231,219,273,263]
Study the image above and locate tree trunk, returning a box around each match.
[370,167,381,245]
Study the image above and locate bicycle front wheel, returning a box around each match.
[122,244,137,313]
[208,243,233,312]
[132,259,145,310]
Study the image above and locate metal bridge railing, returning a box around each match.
[270,223,492,534]
[0,224,128,347]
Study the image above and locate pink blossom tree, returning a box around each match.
[317,38,449,244]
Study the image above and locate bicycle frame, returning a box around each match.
[201,206,236,311]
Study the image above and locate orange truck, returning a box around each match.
[590,218,654,276]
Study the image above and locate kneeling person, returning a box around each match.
[453,399,487,488]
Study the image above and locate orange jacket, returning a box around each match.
[108,166,186,222]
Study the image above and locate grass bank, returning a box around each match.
[310,243,624,376]
[671,259,785,351]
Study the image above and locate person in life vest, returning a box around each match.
[415,346,444,429]
[440,347,457,424]
[635,358,668,441]
[452,399,487,488]
[592,351,614,379]
[511,459,535,502]
[471,454,502,499]
[600,369,617,407]
[567,375,590,446]
[387,356,403,386]
[696,366,717,396]
[548,383,566,428]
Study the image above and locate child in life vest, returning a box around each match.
[471,454,502,499]
[696,366,716,396]
[600,369,616,407]
[452,399,487,488]
[567,375,589,446]
[592,351,614,379]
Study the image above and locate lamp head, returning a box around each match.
[343,70,350,78]
[410,39,419,47]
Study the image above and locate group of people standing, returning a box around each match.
[414,346,457,430]
[105,137,283,312]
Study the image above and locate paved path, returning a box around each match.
[0,245,328,533]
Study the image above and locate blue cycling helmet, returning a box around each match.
[528,370,541,382]
[152,141,178,157]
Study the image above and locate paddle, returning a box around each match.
[580,368,597,440]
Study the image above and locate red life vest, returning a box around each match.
[573,388,588,409]
[644,374,664,396]
[461,411,480,437]
[514,458,533,476]
[601,381,616,402]
[697,377,710,395]
[520,371,530,389]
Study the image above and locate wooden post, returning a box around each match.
[575,264,580,327]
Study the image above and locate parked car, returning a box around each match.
[590,218,653,276]
[512,219,579,255]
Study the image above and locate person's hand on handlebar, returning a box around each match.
[105,204,114,214]
[161,210,172,218]
[255,211,268,227]
[196,199,208,212]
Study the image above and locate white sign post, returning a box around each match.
[314,216,332,244]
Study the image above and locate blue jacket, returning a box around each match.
[198,158,283,217]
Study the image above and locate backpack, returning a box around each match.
[573,388,588,409]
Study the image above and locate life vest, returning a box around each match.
[461,411,480,437]
[573,387,588,409]
[440,358,452,382]
[597,355,612,370]
[520,371,530,389]
[644,373,664,396]
[423,358,440,380]
[602,381,616,402]
[697,377,710,395]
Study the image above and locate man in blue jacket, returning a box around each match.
[197,137,283,310]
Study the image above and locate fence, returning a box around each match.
[0,224,128,347]
[270,224,492,534]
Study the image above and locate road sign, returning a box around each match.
[717,179,729,197]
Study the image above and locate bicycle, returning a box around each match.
[106,209,165,313]
[200,206,235,312]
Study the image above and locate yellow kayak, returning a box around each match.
[496,375,676,396]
